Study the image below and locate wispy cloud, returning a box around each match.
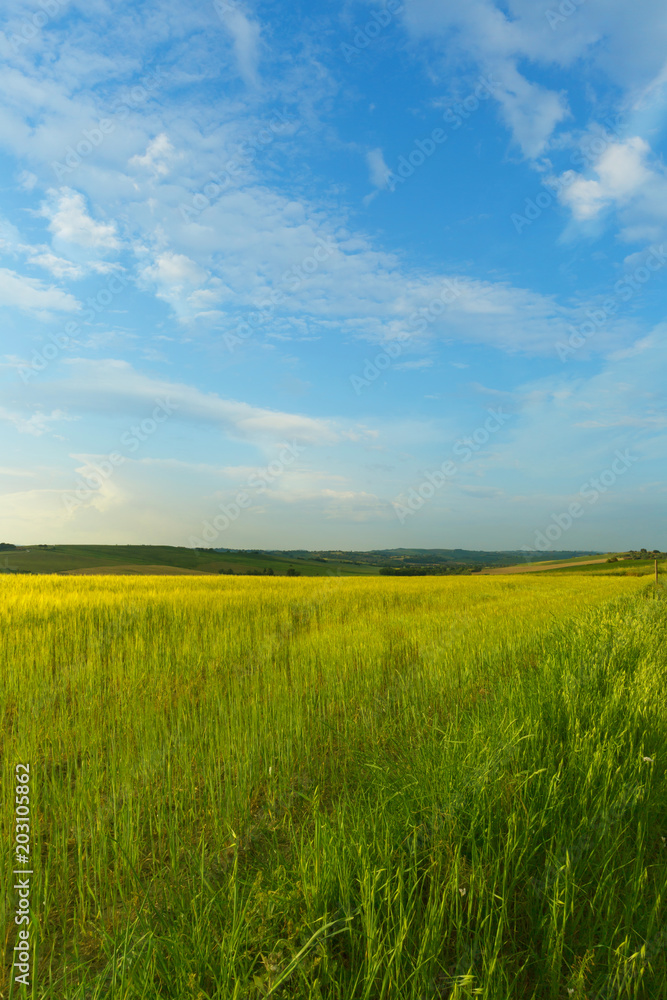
[0,267,79,313]
[215,2,262,88]
[36,358,342,447]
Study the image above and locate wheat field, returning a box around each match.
[1,574,665,999]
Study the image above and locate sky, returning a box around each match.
[0,0,666,553]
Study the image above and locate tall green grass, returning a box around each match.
[1,574,665,998]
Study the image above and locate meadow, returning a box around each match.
[1,574,665,999]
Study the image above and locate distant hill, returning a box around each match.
[218,547,602,569]
[0,544,378,576]
[305,547,595,564]
[0,543,603,576]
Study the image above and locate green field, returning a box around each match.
[542,558,665,577]
[480,555,664,577]
[0,545,383,577]
[1,574,666,999]
[0,545,606,578]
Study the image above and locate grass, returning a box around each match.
[484,557,664,578]
[1,573,665,999]
[542,559,665,578]
[479,557,610,575]
[497,553,614,568]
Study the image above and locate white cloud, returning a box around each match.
[42,189,120,250]
[141,250,207,288]
[558,137,653,220]
[0,213,114,278]
[26,248,117,279]
[26,251,85,280]
[139,250,216,321]
[0,267,79,313]
[129,133,176,176]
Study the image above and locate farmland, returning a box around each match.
[0,545,380,578]
[1,574,666,999]
[0,545,604,578]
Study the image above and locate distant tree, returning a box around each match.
[286,567,300,577]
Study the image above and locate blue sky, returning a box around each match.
[0,0,666,552]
